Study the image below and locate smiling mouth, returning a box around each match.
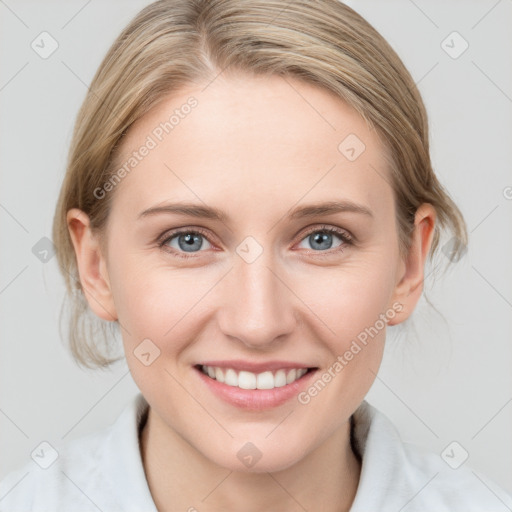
[195,364,317,390]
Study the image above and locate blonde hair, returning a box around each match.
[53,0,467,369]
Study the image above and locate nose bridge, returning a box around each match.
[218,240,295,347]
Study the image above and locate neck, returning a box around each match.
[139,407,361,512]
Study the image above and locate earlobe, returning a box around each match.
[387,203,436,326]
[66,208,118,322]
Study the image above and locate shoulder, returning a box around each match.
[350,400,512,512]
[400,439,512,511]
[0,393,157,512]
[0,429,105,511]
[0,427,112,511]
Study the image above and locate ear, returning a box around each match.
[66,208,117,322]
[387,203,436,326]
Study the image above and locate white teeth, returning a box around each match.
[224,368,238,387]
[215,367,225,383]
[200,365,309,389]
[238,371,257,389]
[274,369,287,387]
[256,371,274,390]
[286,369,297,384]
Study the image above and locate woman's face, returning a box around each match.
[72,73,432,472]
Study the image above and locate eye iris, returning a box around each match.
[169,229,342,255]
[179,233,203,252]
[310,232,333,251]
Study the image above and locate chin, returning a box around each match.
[203,435,311,474]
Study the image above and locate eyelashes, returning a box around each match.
[299,225,353,250]
[157,224,353,260]
[158,227,213,259]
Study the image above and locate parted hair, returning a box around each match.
[52,0,467,368]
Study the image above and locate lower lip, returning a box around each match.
[194,366,318,411]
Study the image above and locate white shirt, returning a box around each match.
[1,393,511,511]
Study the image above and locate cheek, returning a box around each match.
[290,256,397,409]
[111,245,398,349]
[108,256,225,390]
[293,256,397,343]
[111,265,200,401]
[111,264,197,342]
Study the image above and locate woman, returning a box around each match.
[1,0,510,510]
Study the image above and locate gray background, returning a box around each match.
[1,0,511,498]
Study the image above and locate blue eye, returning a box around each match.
[158,225,352,260]
[297,225,352,255]
[160,228,212,258]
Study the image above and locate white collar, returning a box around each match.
[2,392,511,510]
[61,394,512,510]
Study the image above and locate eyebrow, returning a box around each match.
[138,200,373,222]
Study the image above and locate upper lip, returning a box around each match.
[196,360,317,373]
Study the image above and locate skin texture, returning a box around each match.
[67,73,436,512]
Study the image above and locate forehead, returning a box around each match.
[110,73,394,221]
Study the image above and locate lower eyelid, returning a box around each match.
[296,233,350,254]
[158,226,352,257]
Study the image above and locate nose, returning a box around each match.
[216,246,297,350]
